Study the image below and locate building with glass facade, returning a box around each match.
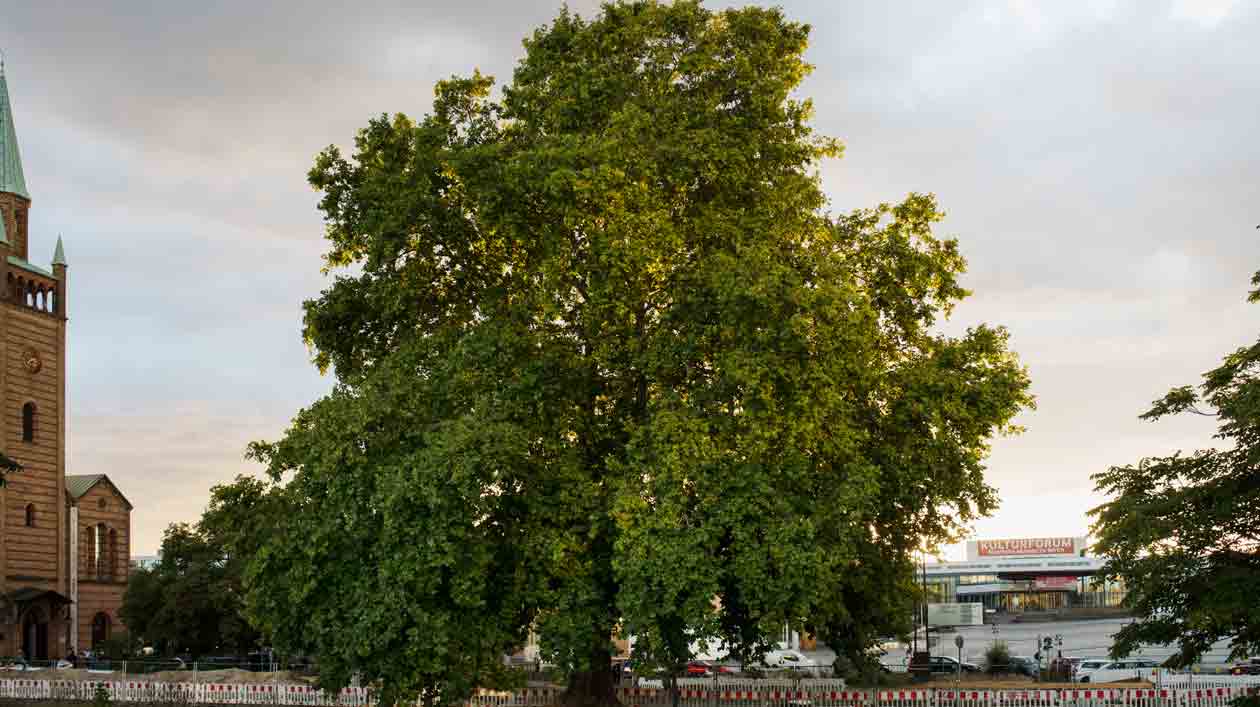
[922,537,1126,617]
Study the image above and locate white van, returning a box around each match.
[1077,658,1159,683]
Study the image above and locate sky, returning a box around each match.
[2,0,1257,557]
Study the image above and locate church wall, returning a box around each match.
[75,484,130,586]
[3,304,62,585]
[74,483,130,648]
[77,583,126,650]
[1,68,134,660]
[0,193,30,260]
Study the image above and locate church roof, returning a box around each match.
[66,474,134,510]
[65,474,105,499]
[0,66,28,199]
[7,255,56,279]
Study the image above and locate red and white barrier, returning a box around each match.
[1,679,1257,706]
[0,677,372,705]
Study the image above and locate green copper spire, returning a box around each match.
[0,63,30,199]
[53,234,65,265]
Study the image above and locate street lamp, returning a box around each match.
[955,635,965,683]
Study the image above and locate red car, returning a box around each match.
[686,662,712,677]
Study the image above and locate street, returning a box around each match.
[931,618,1239,669]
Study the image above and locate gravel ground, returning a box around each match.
[2,667,316,684]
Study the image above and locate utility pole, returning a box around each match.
[921,553,930,661]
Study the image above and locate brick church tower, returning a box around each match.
[0,64,132,661]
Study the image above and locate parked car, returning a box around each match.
[1076,658,1159,683]
[1230,659,1260,676]
[760,650,828,677]
[1009,656,1038,677]
[928,655,980,674]
[705,661,740,675]
[685,662,712,677]
[1074,659,1108,679]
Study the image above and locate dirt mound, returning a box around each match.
[36,668,316,685]
[149,668,316,685]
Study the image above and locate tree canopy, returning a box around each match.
[121,477,270,658]
[244,2,1032,704]
[1091,271,1260,667]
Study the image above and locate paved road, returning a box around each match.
[920,618,1239,669]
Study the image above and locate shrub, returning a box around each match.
[1229,694,1260,707]
[97,631,140,660]
[985,641,1011,675]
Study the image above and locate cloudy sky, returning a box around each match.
[3,0,1257,556]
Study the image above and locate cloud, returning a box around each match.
[3,0,1257,553]
[1168,0,1241,27]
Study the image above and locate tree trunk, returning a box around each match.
[560,645,621,707]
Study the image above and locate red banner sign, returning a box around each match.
[1034,575,1079,590]
[977,537,1075,557]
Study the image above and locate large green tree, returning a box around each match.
[246,2,1032,705]
[1091,271,1260,667]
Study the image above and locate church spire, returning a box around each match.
[0,60,30,199]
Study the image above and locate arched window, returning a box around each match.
[22,402,35,442]
[83,527,95,575]
[24,504,35,527]
[107,528,118,580]
[94,523,105,579]
[91,612,111,649]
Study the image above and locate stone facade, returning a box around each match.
[0,67,132,661]
[65,476,133,651]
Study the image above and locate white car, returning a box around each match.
[1076,658,1159,683]
[760,650,827,677]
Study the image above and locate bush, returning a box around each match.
[97,631,141,660]
[1230,695,1260,707]
[985,641,1011,675]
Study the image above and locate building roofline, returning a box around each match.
[65,474,134,511]
[7,255,56,279]
[0,67,29,199]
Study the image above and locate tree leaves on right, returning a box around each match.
[244,2,1034,704]
[1091,270,1260,667]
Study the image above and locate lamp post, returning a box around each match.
[955,635,965,683]
[921,552,930,662]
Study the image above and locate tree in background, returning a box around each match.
[0,452,19,486]
[1091,271,1260,667]
[121,477,270,658]
[246,2,1032,705]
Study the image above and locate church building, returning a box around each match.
[0,65,133,661]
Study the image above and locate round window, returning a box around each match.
[97,498,107,510]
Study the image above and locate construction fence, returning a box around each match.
[1,680,1258,707]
